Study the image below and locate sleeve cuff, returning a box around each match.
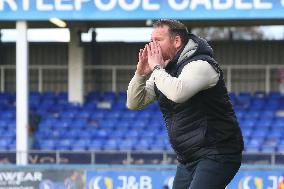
[152,69,165,80]
[134,73,148,82]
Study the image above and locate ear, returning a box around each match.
[174,35,182,49]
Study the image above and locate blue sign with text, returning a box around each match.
[86,169,284,189]
[0,0,284,21]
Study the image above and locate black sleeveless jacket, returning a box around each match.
[154,34,244,164]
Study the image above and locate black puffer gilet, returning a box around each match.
[154,34,244,164]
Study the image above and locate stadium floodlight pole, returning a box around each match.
[16,21,29,165]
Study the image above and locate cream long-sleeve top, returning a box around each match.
[127,60,219,110]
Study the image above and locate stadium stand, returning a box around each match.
[0,91,284,153]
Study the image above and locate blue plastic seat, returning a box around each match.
[132,120,147,129]
[99,120,116,129]
[104,110,121,119]
[118,139,136,151]
[239,119,256,129]
[142,130,156,140]
[255,118,273,128]
[155,132,168,141]
[268,91,282,99]
[91,111,105,120]
[228,92,236,101]
[245,144,260,152]
[150,140,166,151]
[101,91,116,102]
[116,120,130,129]
[58,92,68,100]
[76,111,91,119]
[2,130,15,139]
[250,99,265,110]
[86,97,101,103]
[254,91,266,98]
[126,130,139,138]
[245,138,263,152]
[60,111,77,119]
[261,145,276,153]
[70,119,88,128]
[94,129,109,140]
[77,131,92,139]
[71,139,90,151]
[0,120,8,129]
[243,110,260,119]
[273,118,284,128]
[39,140,55,150]
[261,137,278,153]
[112,102,127,110]
[269,129,283,138]
[235,110,244,121]
[55,120,72,129]
[103,139,118,150]
[111,130,125,139]
[135,139,151,151]
[63,129,80,139]
[57,139,73,150]
[30,91,41,98]
[50,129,63,139]
[88,140,104,150]
[8,141,15,150]
[117,92,127,101]
[241,128,251,138]
[120,110,137,119]
[235,92,251,108]
[42,91,56,99]
[1,111,15,120]
[139,110,152,119]
[0,139,11,150]
[250,129,268,138]
[83,102,97,111]
[264,100,280,110]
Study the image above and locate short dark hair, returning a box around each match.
[153,19,189,45]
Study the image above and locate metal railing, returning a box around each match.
[2,151,283,165]
[1,64,284,92]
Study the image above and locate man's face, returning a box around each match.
[151,25,177,61]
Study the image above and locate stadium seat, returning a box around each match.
[71,139,90,151]
[273,118,284,128]
[135,139,151,151]
[39,140,56,150]
[103,139,118,150]
[241,128,251,138]
[245,138,263,152]
[118,139,136,151]
[268,91,282,99]
[1,90,282,153]
[150,140,166,151]
[88,140,104,150]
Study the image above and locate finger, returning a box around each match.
[146,44,151,56]
[142,46,147,57]
[139,49,143,59]
[156,43,162,55]
[151,42,159,58]
[150,42,156,54]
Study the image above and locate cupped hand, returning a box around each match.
[136,45,152,76]
[147,42,164,70]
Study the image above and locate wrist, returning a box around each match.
[153,64,163,71]
[135,70,147,76]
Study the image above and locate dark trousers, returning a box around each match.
[172,154,241,189]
